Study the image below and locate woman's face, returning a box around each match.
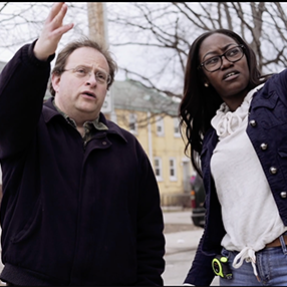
[198,33,250,110]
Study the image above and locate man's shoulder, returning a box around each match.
[104,119,148,155]
[105,119,137,142]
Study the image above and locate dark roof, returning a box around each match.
[112,79,179,116]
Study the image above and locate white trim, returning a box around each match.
[173,117,181,138]
[154,157,163,181]
[155,116,164,136]
[129,113,138,134]
[169,157,177,181]
[147,112,153,164]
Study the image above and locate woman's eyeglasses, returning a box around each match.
[198,45,245,72]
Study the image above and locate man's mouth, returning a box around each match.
[82,92,96,98]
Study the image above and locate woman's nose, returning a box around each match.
[220,55,233,69]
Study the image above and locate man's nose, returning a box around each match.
[86,72,97,85]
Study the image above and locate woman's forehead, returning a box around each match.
[199,33,238,58]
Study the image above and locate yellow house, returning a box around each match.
[107,79,195,207]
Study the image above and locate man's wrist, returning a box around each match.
[29,39,55,67]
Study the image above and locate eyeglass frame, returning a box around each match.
[198,44,245,72]
[62,65,111,85]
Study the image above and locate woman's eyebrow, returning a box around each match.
[203,43,238,59]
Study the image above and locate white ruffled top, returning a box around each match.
[211,90,253,139]
[210,84,287,280]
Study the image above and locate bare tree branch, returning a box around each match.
[1,2,287,106]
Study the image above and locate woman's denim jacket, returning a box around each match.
[184,68,287,286]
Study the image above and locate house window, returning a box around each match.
[156,116,164,136]
[174,117,180,137]
[154,157,162,181]
[129,113,137,134]
[169,158,177,181]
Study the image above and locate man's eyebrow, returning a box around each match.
[75,64,107,72]
[75,64,91,68]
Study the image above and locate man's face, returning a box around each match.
[52,47,110,124]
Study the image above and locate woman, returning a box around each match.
[179,28,287,286]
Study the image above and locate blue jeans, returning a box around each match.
[220,236,287,286]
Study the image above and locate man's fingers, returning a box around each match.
[46,2,66,24]
[33,2,73,61]
[51,3,73,39]
[46,2,72,39]
[52,23,74,39]
[51,3,69,27]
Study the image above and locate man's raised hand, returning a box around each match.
[34,2,74,61]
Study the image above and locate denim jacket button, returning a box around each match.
[280,191,287,199]
[269,166,277,174]
[249,120,257,127]
[260,143,268,150]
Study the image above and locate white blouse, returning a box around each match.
[210,84,287,278]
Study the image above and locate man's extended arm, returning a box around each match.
[0,2,73,159]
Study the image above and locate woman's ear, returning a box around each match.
[200,73,210,88]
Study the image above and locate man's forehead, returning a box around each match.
[66,47,108,68]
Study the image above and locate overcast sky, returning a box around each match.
[1,2,287,89]
[0,2,137,83]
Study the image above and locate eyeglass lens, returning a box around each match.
[203,46,244,72]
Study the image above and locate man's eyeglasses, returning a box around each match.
[198,45,245,72]
[63,65,111,85]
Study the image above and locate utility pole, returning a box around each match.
[87,2,116,121]
[87,2,108,48]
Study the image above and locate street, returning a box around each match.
[163,209,219,286]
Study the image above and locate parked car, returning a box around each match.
[190,174,206,228]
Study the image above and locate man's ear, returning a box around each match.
[51,73,61,94]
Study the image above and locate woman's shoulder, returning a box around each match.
[264,68,287,82]
[203,126,216,140]
[262,68,287,92]
[202,126,217,151]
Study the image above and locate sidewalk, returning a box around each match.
[162,210,209,286]
[165,229,203,255]
[163,209,203,254]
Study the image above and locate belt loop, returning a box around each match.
[279,233,287,254]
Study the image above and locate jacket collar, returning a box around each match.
[250,80,278,110]
[42,97,128,143]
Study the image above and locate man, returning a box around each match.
[0,165,2,202]
[0,3,165,286]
